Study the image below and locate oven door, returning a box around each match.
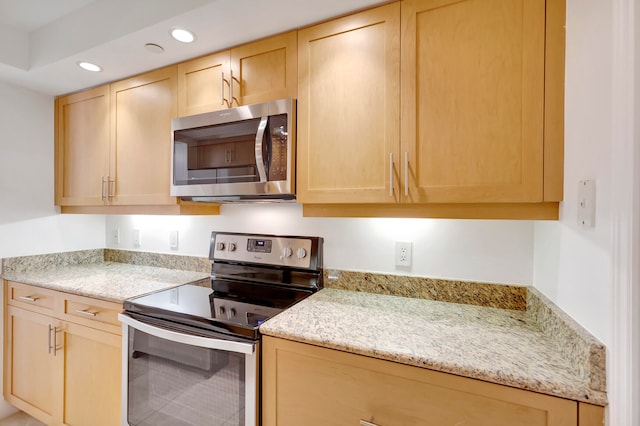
[118,314,258,426]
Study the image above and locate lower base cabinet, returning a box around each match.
[262,336,604,426]
[4,281,121,426]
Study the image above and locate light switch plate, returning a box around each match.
[133,229,141,247]
[577,180,596,228]
[170,230,179,250]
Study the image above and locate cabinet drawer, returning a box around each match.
[62,294,122,334]
[7,281,56,313]
[263,337,578,426]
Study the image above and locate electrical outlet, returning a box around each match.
[112,229,120,244]
[133,229,141,247]
[395,241,412,267]
[170,230,179,250]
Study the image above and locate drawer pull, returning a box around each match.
[18,295,38,302]
[75,309,98,317]
[360,420,380,426]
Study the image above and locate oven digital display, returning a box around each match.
[247,238,272,253]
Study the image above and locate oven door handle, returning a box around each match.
[118,313,256,355]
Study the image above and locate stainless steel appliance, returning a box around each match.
[171,99,296,201]
[119,231,323,426]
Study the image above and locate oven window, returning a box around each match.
[126,328,248,426]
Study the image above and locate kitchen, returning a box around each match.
[0,0,637,425]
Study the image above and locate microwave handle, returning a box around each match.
[255,116,269,183]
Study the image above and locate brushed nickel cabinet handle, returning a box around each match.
[404,151,409,197]
[229,69,234,106]
[52,326,58,356]
[389,153,394,197]
[107,177,115,200]
[360,420,380,426]
[101,176,107,202]
[18,295,37,302]
[221,72,226,106]
[48,324,54,355]
[75,309,97,317]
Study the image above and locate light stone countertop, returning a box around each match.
[260,288,608,406]
[2,262,210,303]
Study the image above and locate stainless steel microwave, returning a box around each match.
[171,98,296,201]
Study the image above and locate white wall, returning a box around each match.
[0,81,106,417]
[533,0,612,353]
[105,206,535,285]
[0,81,106,258]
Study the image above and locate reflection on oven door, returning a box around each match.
[127,328,248,426]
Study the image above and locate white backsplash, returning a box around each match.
[105,203,535,286]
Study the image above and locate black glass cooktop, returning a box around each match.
[123,281,312,341]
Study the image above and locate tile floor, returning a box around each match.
[0,411,45,426]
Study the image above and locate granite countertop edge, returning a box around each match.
[260,288,608,407]
[1,249,212,303]
[2,251,607,407]
[1,270,210,304]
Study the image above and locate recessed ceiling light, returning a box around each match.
[170,28,196,43]
[77,61,102,72]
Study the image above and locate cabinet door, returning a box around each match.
[297,4,400,204]
[4,306,57,425]
[110,66,178,205]
[230,31,297,107]
[57,322,121,426]
[177,51,231,116]
[55,85,110,206]
[263,336,577,426]
[401,0,545,203]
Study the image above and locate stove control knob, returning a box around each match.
[218,306,226,316]
[217,242,225,251]
[228,242,237,252]
[282,247,293,258]
[296,247,307,259]
[228,308,236,319]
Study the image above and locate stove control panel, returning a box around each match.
[212,298,282,327]
[212,233,316,269]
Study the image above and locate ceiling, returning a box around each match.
[0,0,387,96]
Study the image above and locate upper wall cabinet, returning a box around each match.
[296,3,400,204]
[55,67,219,215]
[55,86,110,206]
[109,67,177,206]
[177,31,297,116]
[402,0,545,204]
[298,0,565,219]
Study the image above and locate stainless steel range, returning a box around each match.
[118,232,323,426]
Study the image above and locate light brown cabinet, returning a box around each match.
[262,336,604,426]
[298,0,565,220]
[54,85,110,206]
[296,3,400,204]
[177,31,297,116]
[54,67,219,215]
[5,306,57,424]
[402,0,545,204]
[3,281,122,426]
[109,66,177,206]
